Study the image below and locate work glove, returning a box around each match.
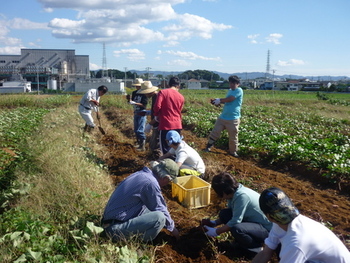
[213,98,221,106]
[154,116,159,122]
[201,218,216,227]
[145,123,152,133]
[204,226,218,237]
[129,101,136,105]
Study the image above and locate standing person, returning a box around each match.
[153,76,184,155]
[78,85,108,132]
[205,75,243,157]
[101,159,180,242]
[136,81,160,154]
[127,78,148,151]
[158,130,206,177]
[201,172,272,253]
[252,187,350,263]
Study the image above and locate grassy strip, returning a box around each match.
[0,105,154,262]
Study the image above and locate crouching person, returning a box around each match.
[158,130,206,178]
[252,187,350,263]
[201,172,272,253]
[101,159,180,242]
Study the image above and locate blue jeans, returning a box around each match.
[105,210,166,242]
[134,114,146,140]
[219,208,269,249]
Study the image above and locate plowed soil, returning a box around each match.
[93,107,350,263]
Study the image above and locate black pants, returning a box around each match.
[219,208,269,249]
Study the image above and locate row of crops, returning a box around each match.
[183,104,350,181]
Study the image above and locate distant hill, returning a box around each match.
[123,69,350,81]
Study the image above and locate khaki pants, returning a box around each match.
[209,117,240,154]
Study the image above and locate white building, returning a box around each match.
[187,78,201,89]
[0,49,90,90]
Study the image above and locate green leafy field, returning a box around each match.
[0,91,349,262]
[182,90,350,181]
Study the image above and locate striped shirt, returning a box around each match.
[102,167,175,231]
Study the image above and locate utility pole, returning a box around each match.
[37,69,39,95]
[124,67,127,87]
[146,67,151,80]
[265,49,271,80]
[272,69,276,90]
[102,43,107,78]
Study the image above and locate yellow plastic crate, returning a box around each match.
[171,175,211,209]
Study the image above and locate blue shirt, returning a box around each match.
[102,167,175,231]
[227,184,272,231]
[220,87,243,120]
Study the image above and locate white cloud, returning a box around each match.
[277,59,305,67]
[164,50,221,61]
[247,34,259,44]
[38,1,232,45]
[266,33,283,44]
[167,59,192,67]
[0,36,22,46]
[163,13,232,43]
[8,18,48,30]
[38,0,185,10]
[89,62,101,70]
[0,46,22,54]
[113,49,145,61]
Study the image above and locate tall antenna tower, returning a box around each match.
[102,43,107,78]
[265,49,271,79]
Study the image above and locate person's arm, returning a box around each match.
[215,224,231,235]
[158,151,173,160]
[141,180,175,233]
[220,95,235,103]
[251,246,274,263]
[152,91,163,116]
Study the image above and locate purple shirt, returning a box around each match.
[103,167,175,231]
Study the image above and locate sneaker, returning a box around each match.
[247,247,263,253]
[230,152,239,157]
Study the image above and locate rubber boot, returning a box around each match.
[134,138,141,148]
[137,139,146,152]
[86,126,94,133]
[204,142,214,152]
[204,138,215,152]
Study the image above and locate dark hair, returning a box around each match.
[168,76,180,88]
[98,85,108,93]
[211,172,239,198]
[228,75,240,84]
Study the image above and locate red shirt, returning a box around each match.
[153,88,184,130]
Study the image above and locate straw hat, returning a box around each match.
[137,81,159,94]
[132,78,144,87]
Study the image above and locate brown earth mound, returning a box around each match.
[93,107,350,262]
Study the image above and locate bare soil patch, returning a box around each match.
[94,107,350,262]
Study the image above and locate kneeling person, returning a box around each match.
[102,159,180,242]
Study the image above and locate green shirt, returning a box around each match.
[227,184,272,231]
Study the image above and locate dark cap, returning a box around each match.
[259,187,299,225]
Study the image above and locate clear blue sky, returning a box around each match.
[1,0,349,77]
